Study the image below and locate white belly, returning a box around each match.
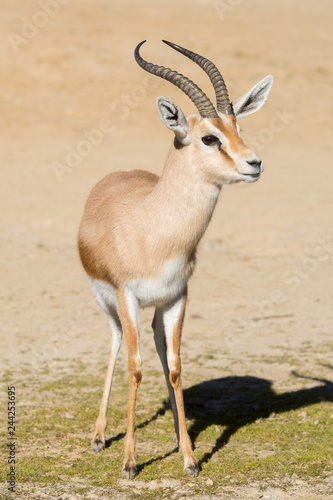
[126,255,190,307]
[87,255,191,312]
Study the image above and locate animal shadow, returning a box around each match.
[134,369,333,472]
[183,371,333,467]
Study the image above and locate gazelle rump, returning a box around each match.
[78,40,273,479]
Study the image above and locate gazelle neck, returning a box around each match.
[152,144,222,254]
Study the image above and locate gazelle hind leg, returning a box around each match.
[87,278,123,452]
[163,291,199,476]
[92,309,123,452]
[152,309,180,444]
[116,287,142,479]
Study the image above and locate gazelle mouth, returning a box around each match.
[244,172,260,178]
[242,172,261,182]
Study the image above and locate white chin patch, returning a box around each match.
[243,174,260,183]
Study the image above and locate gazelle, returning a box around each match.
[78,40,273,479]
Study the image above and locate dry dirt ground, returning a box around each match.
[1,0,333,498]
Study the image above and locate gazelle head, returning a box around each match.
[135,40,273,186]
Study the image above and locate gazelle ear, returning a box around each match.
[156,96,191,145]
[232,75,273,121]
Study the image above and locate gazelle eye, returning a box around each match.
[201,135,219,146]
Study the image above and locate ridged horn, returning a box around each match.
[162,40,234,116]
[134,40,218,119]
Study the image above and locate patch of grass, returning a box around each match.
[1,365,333,498]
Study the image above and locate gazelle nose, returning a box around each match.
[246,159,262,169]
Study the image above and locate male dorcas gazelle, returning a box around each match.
[78,40,273,479]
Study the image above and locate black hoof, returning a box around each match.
[91,438,105,453]
[122,463,137,479]
[184,462,199,477]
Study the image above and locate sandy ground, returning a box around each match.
[1,0,333,498]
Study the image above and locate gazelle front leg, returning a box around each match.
[152,309,180,444]
[163,290,199,477]
[116,287,142,479]
[92,310,123,452]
